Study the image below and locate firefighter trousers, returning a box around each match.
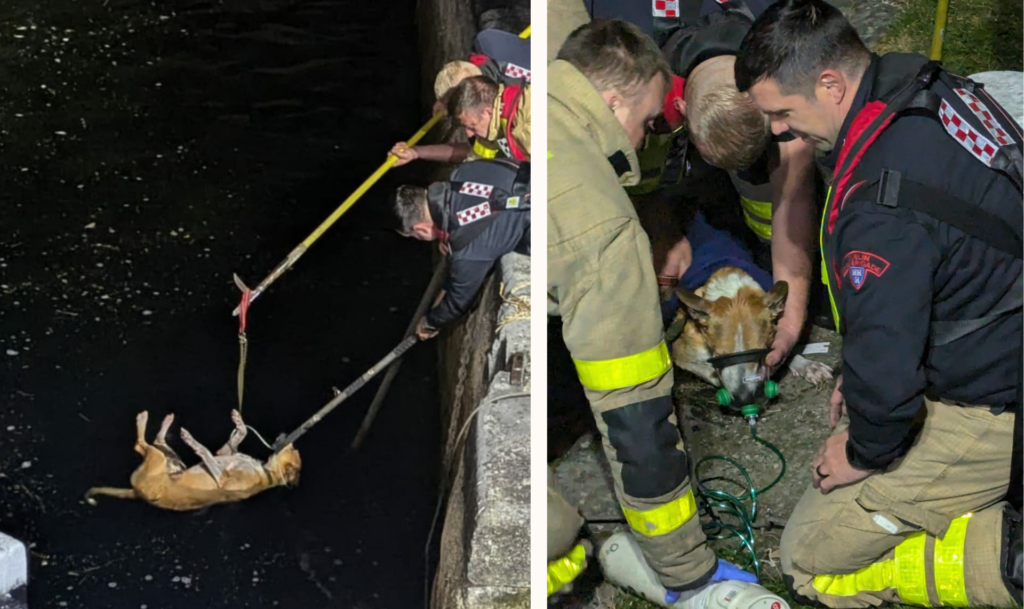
[781,398,1017,608]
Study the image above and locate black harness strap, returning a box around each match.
[874,171,1023,258]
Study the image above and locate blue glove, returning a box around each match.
[709,558,758,583]
[663,560,757,604]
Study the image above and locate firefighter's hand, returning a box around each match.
[766,325,799,375]
[812,430,871,494]
[389,142,419,167]
[829,374,846,430]
[660,236,693,280]
[438,241,451,256]
[416,317,440,340]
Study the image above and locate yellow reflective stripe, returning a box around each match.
[622,490,697,537]
[547,543,587,596]
[472,138,499,158]
[811,530,929,604]
[895,531,930,606]
[812,560,896,597]
[573,342,671,391]
[740,196,773,220]
[820,185,841,331]
[934,514,971,607]
[548,150,552,159]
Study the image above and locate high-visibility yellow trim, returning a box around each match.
[811,558,897,597]
[740,196,773,220]
[573,342,671,391]
[472,138,500,159]
[820,185,841,331]
[934,514,971,607]
[811,531,929,604]
[810,514,976,606]
[547,544,587,596]
[622,490,697,537]
[895,530,930,606]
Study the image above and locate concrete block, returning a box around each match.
[0,532,27,609]
[487,253,531,387]
[464,375,531,588]
[968,71,1024,129]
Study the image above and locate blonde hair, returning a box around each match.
[688,82,768,171]
[434,61,483,100]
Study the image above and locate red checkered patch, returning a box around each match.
[939,99,997,166]
[459,182,494,198]
[653,0,679,17]
[504,63,531,83]
[456,202,492,226]
[953,88,1013,147]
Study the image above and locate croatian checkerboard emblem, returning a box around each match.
[939,99,997,166]
[456,202,492,226]
[504,63,531,83]
[496,137,511,158]
[653,0,679,17]
[953,88,1013,146]
[459,182,493,198]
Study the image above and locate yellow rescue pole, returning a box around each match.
[929,0,949,60]
[231,24,531,315]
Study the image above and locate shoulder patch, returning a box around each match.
[459,182,494,198]
[938,99,998,166]
[653,0,679,17]
[952,88,1013,146]
[503,63,530,83]
[840,251,890,290]
[456,202,492,226]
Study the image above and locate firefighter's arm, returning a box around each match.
[833,204,940,470]
[393,143,471,165]
[425,257,494,330]
[513,86,532,159]
[555,217,673,412]
[766,136,816,368]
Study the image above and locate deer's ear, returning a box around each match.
[676,288,710,326]
[764,281,788,320]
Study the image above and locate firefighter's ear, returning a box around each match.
[676,288,710,326]
[675,98,686,120]
[817,69,847,105]
[764,281,789,321]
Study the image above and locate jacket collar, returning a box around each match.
[548,60,641,186]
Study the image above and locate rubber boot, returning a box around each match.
[598,531,790,609]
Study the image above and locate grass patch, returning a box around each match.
[873,0,1023,75]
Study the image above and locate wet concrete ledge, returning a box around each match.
[0,532,28,609]
[416,0,531,606]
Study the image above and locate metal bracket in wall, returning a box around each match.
[508,351,526,387]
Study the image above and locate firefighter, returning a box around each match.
[734,0,1023,606]
[446,74,530,162]
[393,158,530,340]
[389,28,530,167]
[562,0,820,373]
[548,19,786,607]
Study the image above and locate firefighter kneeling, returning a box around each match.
[734,1,1023,607]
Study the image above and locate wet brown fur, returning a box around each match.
[85,410,301,511]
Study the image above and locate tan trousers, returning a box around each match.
[781,398,1016,608]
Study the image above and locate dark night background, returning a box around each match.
[0,1,443,607]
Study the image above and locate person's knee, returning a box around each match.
[601,398,688,498]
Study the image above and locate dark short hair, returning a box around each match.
[393,185,429,232]
[557,19,671,103]
[734,0,870,97]
[447,75,498,119]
